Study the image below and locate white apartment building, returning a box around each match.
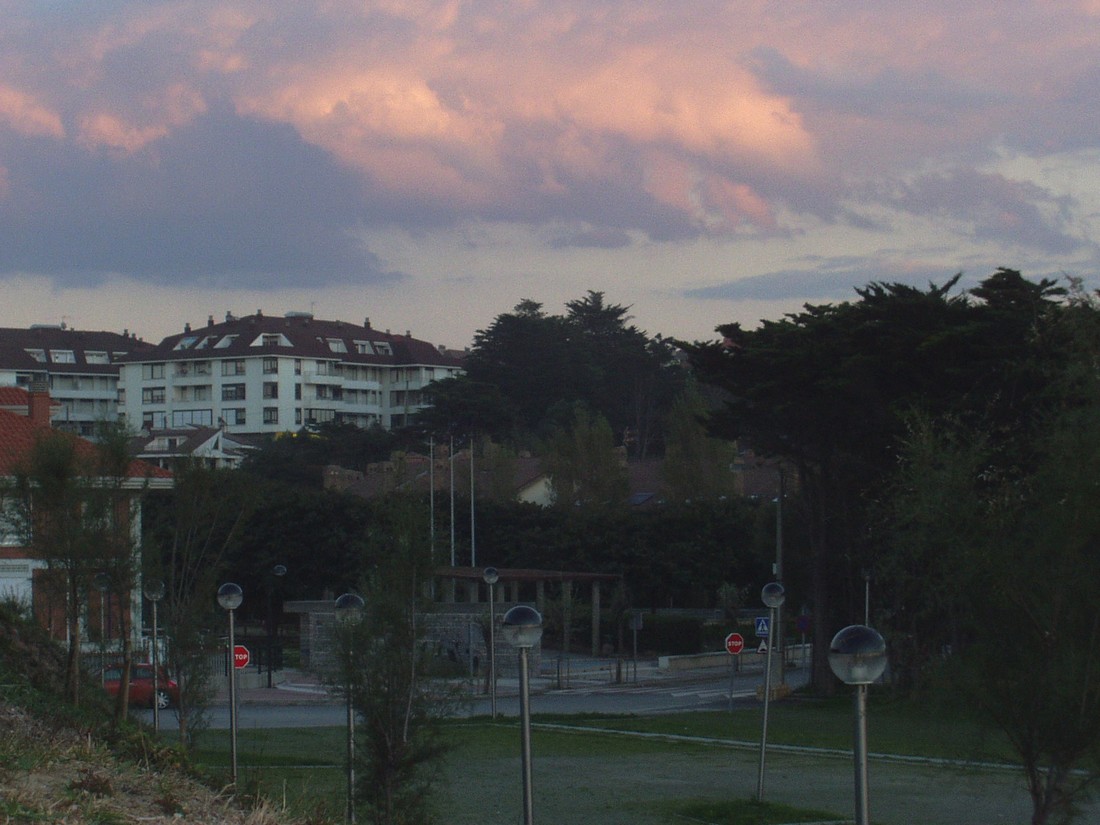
[117,312,464,435]
[0,325,153,438]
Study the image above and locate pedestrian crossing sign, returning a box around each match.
[755,616,769,637]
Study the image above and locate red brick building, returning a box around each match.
[0,385,171,647]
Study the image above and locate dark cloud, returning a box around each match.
[683,261,976,302]
[0,106,403,289]
[881,169,1081,254]
[747,46,1003,121]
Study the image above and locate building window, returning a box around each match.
[142,363,165,380]
[117,389,126,405]
[142,387,165,405]
[306,408,336,425]
[325,338,348,353]
[224,408,246,426]
[294,359,302,375]
[263,357,278,374]
[222,359,246,376]
[25,348,46,363]
[172,409,214,427]
[214,334,238,349]
[294,384,302,400]
[374,342,392,355]
[263,382,278,399]
[295,408,302,425]
[354,340,373,355]
[263,407,279,425]
[85,351,109,364]
[221,383,246,401]
[193,385,211,401]
[50,350,76,363]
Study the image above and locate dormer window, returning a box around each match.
[214,334,238,349]
[50,350,76,363]
[326,338,348,353]
[174,336,198,350]
[354,340,373,355]
[25,349,46,363]
[85,351,109,364]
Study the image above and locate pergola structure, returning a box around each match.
[435,567,622,656]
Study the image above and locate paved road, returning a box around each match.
[144,661,798,728]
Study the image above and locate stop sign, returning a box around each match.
[233,644,251,669]
[725,632,745,655]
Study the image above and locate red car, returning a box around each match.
[101,663,179,709]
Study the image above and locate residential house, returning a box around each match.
[0,325,154,438]
[129,425,259,470]
[117,311,464,435]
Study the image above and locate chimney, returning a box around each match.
[184,322,192,333]
[28,380,52,426]
[208,315,215,327]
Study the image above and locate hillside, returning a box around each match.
[0,602,301,824]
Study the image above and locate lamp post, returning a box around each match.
[266,564,287,688]
[502,604,543,825]
[483,567,499,719]
[756,581,785,801]
[335,592,365,824]
[143,579,165,732]
[217,582,243,786]
[828,624,887,825]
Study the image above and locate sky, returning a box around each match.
[2,1,1100,350]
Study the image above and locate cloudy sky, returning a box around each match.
[2,1,1099,348]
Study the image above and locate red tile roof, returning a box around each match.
[0,409,171,481]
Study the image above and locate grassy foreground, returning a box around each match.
[189,698,1012,824]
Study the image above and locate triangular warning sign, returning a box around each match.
[757,640,768,654]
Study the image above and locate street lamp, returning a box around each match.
[502,604,543,825]
[335,592,365,824]
[483,567,499,719]
[266,564,288,688]
[828,624,887,825]
[143,579,165,732]
[217,582,243,786]
[756,581,785,801]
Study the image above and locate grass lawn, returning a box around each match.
[187,696,1015,824]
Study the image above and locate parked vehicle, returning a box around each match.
[101,663,179,709]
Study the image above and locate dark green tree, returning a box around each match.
[341,496,452,825]
[685,270,1065,690]
[143,462,256,747]
[885,387,1100,823]
[417,293,684,453]
[543,405,629,510]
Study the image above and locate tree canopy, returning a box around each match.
[684,269,1069,690]
[417,292,684,455]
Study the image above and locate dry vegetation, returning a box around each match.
[0,604,305,825]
